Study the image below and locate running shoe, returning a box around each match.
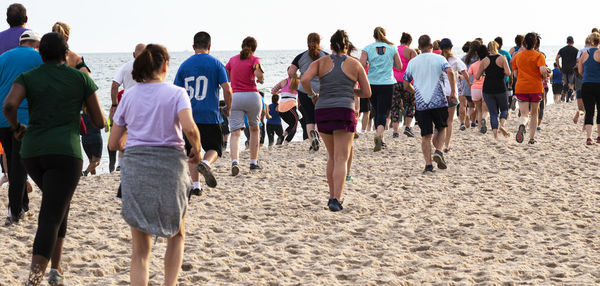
[189,188,202,200]
[381,141,387,149]
[345,174,352,181]
[328,198,343,212]
[536,126,542,132]
[197,161,217,188]
[459,123,466,131]
[48,269,65,286]
[231,161,240,176]
[422,165,434,173]
[4,215,20,226]
[480,118,487,134]
[403,127,415,137]
[354,132,359,139]
[432,150,447,169]
[373,135,383,152]
[250,163,263,171]
[310,130,320,151]
[586,138,594,146]
[471,122,477,128]
[276,136,284,145]
[527,139,537,146]
[82,170,89,176]
[516,124,526,143]
[245,141,249,149]
[393,132,400,138]
[116,166,121,172]
[443,146,452,153]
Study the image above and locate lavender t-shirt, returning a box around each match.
[113,82,191,150]
[0,27,28,55]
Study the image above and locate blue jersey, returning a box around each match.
[174,53,228,124]
[552,68,563,84]
[0,46,43,127]
[266,103,281,125]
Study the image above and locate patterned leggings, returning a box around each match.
[391,82,416,123]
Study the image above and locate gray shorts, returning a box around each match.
[229,91,263,131]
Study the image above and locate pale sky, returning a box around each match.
[4,0,598,53]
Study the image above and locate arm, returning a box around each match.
[254,64,264,84]
[475,58,488,81]
[83,92,106,129]
[108,124,127,151]
[446,67,457,101]
[393,52,402,70]
[501,57,511,77]
[3,83,27,139]
[221,82,233,117]
[270,79,286,94]
[359,50,368,68]
[178,108,201,163]
[409,49,418,60]
[355,62,371,98]
[555,54,561,71]
[460,70,471,86]
[539,65,548,80]
[287,65,299,78]
[110,81,120,121]
[578,52,588,75]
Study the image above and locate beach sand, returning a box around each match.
[1,101,599,285]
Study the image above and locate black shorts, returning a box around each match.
[82,142,102,159]
[184,123,223,157]
[359,98,371,113]
[298,91,315,124]
[415,107,449,136]
[552,83,563,95]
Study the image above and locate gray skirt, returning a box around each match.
[121,146,192,237]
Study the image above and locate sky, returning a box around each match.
[4,0,599,53]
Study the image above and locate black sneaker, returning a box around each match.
[459,123,466,131]
[480,118,487,134]
[392,132,400,138]
[245,141,249,149]
[4,215,20,226]
[381,141,387,149]
[250,163,263,171]
[231,162,240,176]
[190,188,202,197]
[310,130,320,151]
[423,164,434,173]
[404,127,415,137]
[197,161,217,188]
[116,166,121,172]
[471,122,477,128]
[276,136,284,145]
[222,141,228,149]
[432,150,447,169]
[328,198,343,212]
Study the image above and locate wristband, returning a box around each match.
[111,104,118,107]
[308,92,317,99]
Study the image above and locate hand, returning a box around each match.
[311,93,319,105]
[449,92,457,104]
[188,147,200,164]
[12,124,26,141]
[355,109,360,119]
[225,107,231,117]
[256,78,264,84]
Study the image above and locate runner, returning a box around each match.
[51,22,90,74]
[462,41,481,129]
[175,31,232,194]
[4,32,105,286]
[359,26,402,151]
[551,63,563,103]
[301,29,370,211]
[574,36,591,124]
[577,32,600,145]
[0,30,42,226]
[109,44,198,286]
[81,109,102,176]
[556,36,579,102]
[403,35,457,173]
[467,45,489,133]
[391,32,418,138]
[271,75,300,144]
[0,3,28,55]
[509,35,524,56]
[476,41,511,139]
[226,36,264,174]
[265,94,284,146]
[288,33,328,151]
[440,38,469,151]
[512,32,548,145]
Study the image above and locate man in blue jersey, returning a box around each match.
[0,30,42,225]
[175,31,232,196]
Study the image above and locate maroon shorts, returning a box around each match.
[515,93,542,102]
[314,107,357,135]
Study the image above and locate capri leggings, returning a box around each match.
[279,106,299,142]
[23,155,82,259]
[369,84,394,128]
[482,92,509,129]
[582,82,600,125]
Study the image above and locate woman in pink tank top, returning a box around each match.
[391,32,418,138]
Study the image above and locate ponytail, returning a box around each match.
[288,74,299,92]
[132,44,170,82]
[52,22,70,40]
[307,33,321,60]
[373,26,393,46]
[240,36,257,60]
[400,32,412,45]
[330,29,349,53]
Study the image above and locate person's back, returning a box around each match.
[552,67,562,84]
[266,103,281,125]
[483,55,506,93]
[0,4,28,55]
[404,53,450,110]
[582,48,600,83]
[294,49,328,93]
[226,54,259,93]
[558,45,579,71]
[363,42,397,85]
[316,55,356,110]
[513,49,545,93]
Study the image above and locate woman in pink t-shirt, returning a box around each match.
[225,37,265,175]
[467,45,490,133]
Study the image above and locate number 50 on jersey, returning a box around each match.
[184,76,208,101]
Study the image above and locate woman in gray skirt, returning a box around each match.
[108,44,201,286]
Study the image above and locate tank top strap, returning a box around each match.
[587,48,598,63]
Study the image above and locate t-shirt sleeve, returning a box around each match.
[175,87,192,113]
[113,64,125,84]
[173,68,184,87]
[253,57,261,67]
[225,60,231,72]
[440,57,450,72]
[217,62,228,85]
[456,58,467,72]
[291,53,303,68]
[537,53,546,67]
[13,73,26,87]
[81,72,99,98]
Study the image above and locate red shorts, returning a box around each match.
[515,93,542,102]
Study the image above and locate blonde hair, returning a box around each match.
[373,27,393,45]
[288,74,299,92]
[590,32,600,46]
[52,22,70,40]
[487,41,499,55]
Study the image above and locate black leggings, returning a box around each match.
[0,128,29,218]
[279,107,299,142]
[369,84,394,128]
[266,124,283,145]
[582,83,600,125]
[23,155,82,259]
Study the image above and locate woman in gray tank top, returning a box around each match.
[301,30,371,212]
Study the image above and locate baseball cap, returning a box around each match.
[439,38,453,49]
[20,30,41,42]
[567,36,574,43]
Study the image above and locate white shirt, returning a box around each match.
[443,57,466,97]
[113,60,137,89]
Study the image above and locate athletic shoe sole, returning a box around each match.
[432,152,447,169]
[197,162,217,188]
[373,136,382,152]
[516,124,525,143]
[480,119,487,134]
[310,130,320,151]
[403,129,415,137]
[231,164,239,176]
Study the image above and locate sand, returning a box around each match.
[1,101,599,285]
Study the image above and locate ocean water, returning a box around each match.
[80,46,565,174]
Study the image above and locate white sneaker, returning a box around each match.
[48,269,66,286]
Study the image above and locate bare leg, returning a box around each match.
[27,256,49,286]
[346,145,353,176]
[249,126,260,161]
[320,133,335,198]
[458,96,467,124]
[585,124,593,139]
[518,101,530,127]
[164,218,185,286]
[392,121,400,134]
[130,227,152,286]
[499,118,509,137]
[474,101,483,126]
[306,123,316,140]
[361,112,369,131]
[432,128,445,151]
[528,102,539,140]
[331,130,353,200]
[404,116,413,128]
[229,129,241,161]
[421,134,433,165]
[444,107,456,148]
[49,237,65,273]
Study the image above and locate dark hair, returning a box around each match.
[6,3,26,27]
[515,35,524,47]
[462,41,471,53]
[271,94,279,104]
[476,45,489,60]
[400,32,412,45]
[330,29,349,53]
[307,33,321,61]
[535,34,542,50]
[418,34,431,50]
[474,38,483,44]
[39,32,68,63]
[523,32,537,50]
[240,36,257,60]
[465,41,481,65]
[593,28,599,33]
[193,31,211,50]
[554,63,558,67]
[132,44,170,82]
[347,41,356,54]
[494,37,503,48]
